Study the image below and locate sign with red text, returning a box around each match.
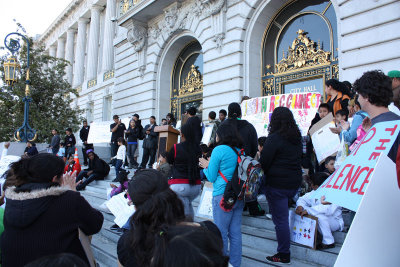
[313,120,400,211]
[241,93,321,136]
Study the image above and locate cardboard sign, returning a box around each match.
[78,229,97,267]
[241,93,321,136]
[309,113,341,164]
[335,154,400,266]
[289,210,318,249]
[313,120,400,211]
[201,124,214,145]
[196,182,213,220]
[105,192,135,227]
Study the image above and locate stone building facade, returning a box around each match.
[38,0,400,124]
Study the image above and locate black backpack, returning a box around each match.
[220,147,264,210]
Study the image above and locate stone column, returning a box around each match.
[73,18,89,87]
[101,0,116,73]
[65,29,76,85]
[48,45,56,68]
[86,5,103,81]
[56,38,66,59]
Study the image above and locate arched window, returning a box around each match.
[171,41,203,120]
[262,0,338,97]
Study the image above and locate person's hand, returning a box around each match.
[295,206,304,215]
[340,120,350,131]
[320,196,331,205]
[300,209,308,219]
[362,117,372,132]
[146,130,150,135]
[117,119,121,125]
[199,157,210,169]
[329,127,341,134]
[110,183,117,188]
[87,171,93,176]
[84,141,87,144]
[61,171,81,191]
[4,142,10,149]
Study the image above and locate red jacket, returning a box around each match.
[64,162,81,176]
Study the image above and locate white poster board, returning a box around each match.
[289,210,318,249]
[310,113,341,164]
[105,192,135,227]
[196,182,213,220]
[335,154,400,266]
[201,124,214,145]
[87,118,130,144]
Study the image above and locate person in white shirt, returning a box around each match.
[1,142,10,160]
[295,172,344,250]
[111,137,127,179]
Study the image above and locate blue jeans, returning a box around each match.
[170,184,201,220]
[265,185,298,254]
[115,159,123,177]
[76,170,101,189]
[127,143,138,166]
[212,194,244,267]
[52,148,59,155]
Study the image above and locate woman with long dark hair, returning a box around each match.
[260,107,303,264]
[166,123,201,219]
[325,79,351,115]
[1,153,103,267]
[199,123,244,267]
[117,169,186,266]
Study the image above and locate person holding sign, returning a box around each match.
[296,172,344,250]
[259,107,303,265]
[354,70,400,162]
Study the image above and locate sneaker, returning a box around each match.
[317,243,335,250]
[266,213,272,220]
[110,224,120,231]
[112,178,119,182]
[266,253,290,264]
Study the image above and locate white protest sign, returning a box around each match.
[106,192,135,227]
[201,124,214,145]
[289,210,318,249]
[335,154,400,267]
[310,113,341,164]
[196,182,213,220]
[0,155,20,178]
[313,120,400,212]
[87,118,130,144]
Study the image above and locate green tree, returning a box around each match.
[0,38,83,143]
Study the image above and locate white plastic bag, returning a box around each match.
[334,134,349,169]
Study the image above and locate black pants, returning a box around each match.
[140,147,156,168]
[110,141,118,165]
[76,171,103,189]
[82,144,93,165]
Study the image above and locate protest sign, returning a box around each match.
[241,93,321,136]
[0,155,20,178]
[196,182,213,220]
[106,192,135,227]
[309,113,341,164]
[87,118,130,144]
[201,124,214,145]
[335,154,400,266]
[289,210,318,249]
[313,120,400,211]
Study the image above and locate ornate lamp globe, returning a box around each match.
[3,56,20,86]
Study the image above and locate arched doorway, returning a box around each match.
[170,41,203,120]
[261,0,338,98]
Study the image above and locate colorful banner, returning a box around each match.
[241,93,321,136]
[313,120,400,212]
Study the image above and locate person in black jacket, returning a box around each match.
[125,120,141,169]
[260,107,303,265]
[23,141,39,157]
[79,121,93,166]
[64,128,76,159]
[185,107,203,145]
[1,153,103,267]
[139,116,159,169]
[224,102,264,216]
[76,150,110,191]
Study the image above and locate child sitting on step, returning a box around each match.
[295,172,344,250]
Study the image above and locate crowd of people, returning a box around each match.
[0,69,399,266]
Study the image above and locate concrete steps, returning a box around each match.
[80,170,349,267]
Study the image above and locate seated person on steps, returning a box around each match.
[295,172,344,250]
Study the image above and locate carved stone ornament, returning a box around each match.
[275,29,332,74]
[179,65,203,96]
[127,24,147,52]
[194,0,226,17]
[164,6,178,28]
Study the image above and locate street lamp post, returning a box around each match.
[3,32,37,142]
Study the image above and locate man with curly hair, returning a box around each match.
[353,70,400,162]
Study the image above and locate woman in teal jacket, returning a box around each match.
[199,123,244,267]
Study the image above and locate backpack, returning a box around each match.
[220,147,264,210]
